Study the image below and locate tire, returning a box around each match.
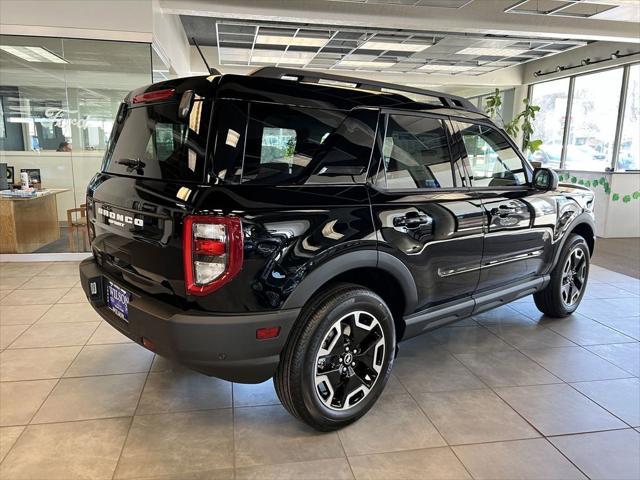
[274,283,396,431]
[534,233,590,318]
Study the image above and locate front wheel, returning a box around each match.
[274,283,395,431]
[534,233,590,317]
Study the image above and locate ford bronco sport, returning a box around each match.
[80,67,595,431]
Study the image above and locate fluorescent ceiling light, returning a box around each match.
[418,64,474,72]
[252,51,315,64]
[0,45,68,63]
[339,60,396,69]
[256,35,327,47]
[457,47,528,57]
[360,41,431,52]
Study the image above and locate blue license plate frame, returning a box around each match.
[106,280,130,322]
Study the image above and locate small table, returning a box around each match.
[0,189,69,253]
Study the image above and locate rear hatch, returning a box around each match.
[87,80,214,301]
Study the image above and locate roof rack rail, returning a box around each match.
[249,66,482,114]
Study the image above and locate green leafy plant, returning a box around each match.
[484,89,542,154]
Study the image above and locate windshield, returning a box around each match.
[103,100,211,182]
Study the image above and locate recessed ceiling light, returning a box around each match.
[0,45,68,63]
[339,60,396,69]
[457,47,528,57]
[256,35,328,47]
[418,64,474,72]
[360,40,431,52]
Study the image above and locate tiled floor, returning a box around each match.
[0,261,638,480]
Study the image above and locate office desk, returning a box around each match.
[0,189,69,253]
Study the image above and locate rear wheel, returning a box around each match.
[534,233,590,317]
[274,283,395,431]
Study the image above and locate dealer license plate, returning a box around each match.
[106,280,130,322]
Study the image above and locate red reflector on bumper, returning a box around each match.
[256,326,281,340]
[142,337,156,351]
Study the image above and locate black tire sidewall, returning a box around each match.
[298,289,395,428]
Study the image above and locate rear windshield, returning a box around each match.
[103,100,211,182]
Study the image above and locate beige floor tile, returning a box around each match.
[132,471,234,480]
[338,393,445,456]
[0,277,28,291]
[234,404,344,467]
[57,287,88,304]
[0,324,29,349]
[37,302,102,324]
[496,383,626,436]
[0,288,70,306]
[582,283,639,300]
[115,410,234,479]
[521,346,632,382]
[0,263,50,277]
[577,298,640,321]
[587,342,640,376]
[137,369,231,414]
[609,281,640,295]
[64,343,154,377]
[454,350,561,387]
[591,316,639,341]
[549,316,636,346]
[472,305,535,326]
[394,349,486,394]
[0,290,10,301]
[486,323,576,349]
[86,321,132,344]
[429,326,514,354]
[39,262,81,277]
[150,354,179,372]
[8,321,98,348]
[0,425,25,462]
[236,458,354,480]
[0,305,50,325]
[453,438,586,480]
[0,380,57,426]
[348,447,471,480]
[550,429,640,480]
[0,417,129,480]
[19,275,80,290]
[0,346,81,381]
[571,378,640,427]
[233,380,281,407]
[414,389,539,445]
[32,373,146,424]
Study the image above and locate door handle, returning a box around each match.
[490,205,517,217]
[394,212,433,229]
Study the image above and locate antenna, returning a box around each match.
[192,37,221,75]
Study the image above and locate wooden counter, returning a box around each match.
[0,189,69,253]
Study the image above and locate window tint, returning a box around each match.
[377,114,453,189]
[104,100,210,182]
[456,122,526,187]
[212,102,376,185]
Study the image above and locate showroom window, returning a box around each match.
[0,35,152,254]
[529,63,638,173]
[565,68,623,172]
[529,78,570,168]
[618,64,640,171]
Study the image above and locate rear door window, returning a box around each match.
[103,99,211,182]
[376,114,455,190]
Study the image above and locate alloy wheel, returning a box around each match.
[314,311,386,411]
[561,246,587,307]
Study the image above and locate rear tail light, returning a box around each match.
[132,88,175,104]
[183,216,243,296]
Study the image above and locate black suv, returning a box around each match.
[80,68,595,431]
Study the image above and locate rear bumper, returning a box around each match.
[79,258,299,383]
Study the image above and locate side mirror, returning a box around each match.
[533,167,559,191]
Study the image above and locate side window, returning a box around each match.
[456,122,527,187]
[377,114,454,190]
[243,103,347,184]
